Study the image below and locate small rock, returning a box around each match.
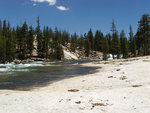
[79,107,85,110]
[91,103,107,110]
[0,66,6,68]
[108,76,113,78]
[75,101,81,104]
[92,103,107,106]
[132,85,142,87]
[68,89,79,92]
[120,76,127,80]
[82,80,85,82]
[59,99,63,103]
[116,69,120,71]
[14,60,21,64]
[66,99,71,101]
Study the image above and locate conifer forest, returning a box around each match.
[0,14,150,63]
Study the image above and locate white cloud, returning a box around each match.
[57,6,69,11]
[31,0,70,11]
[33,3,37,6]
[31,0,56,6]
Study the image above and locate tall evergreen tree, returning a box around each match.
[53,27,64,60]
[84,33,91,57]
[94,30,104,52]
[102,37,109,60]
[10,28,17,60]
[106,33,112,53]
[129,25,134,44]
[6,22,11,61]
[111,19,117,33]
[36,16,43,57]
[27,26,34,58]
[60,30,69,46]
[6,26,16,62]
[2,20,7,37]
[87,29,94,50]
[111,32,120,59]
[20,21,28,60]
[78,34,84,50]
[0,35,6,63]
[120,30,129,58]
[136,14,150,55]
[56,43,64,60]
[111,20,120,59]
[129,25,136,57]
[70,33,77,52]
[43,26,51,58]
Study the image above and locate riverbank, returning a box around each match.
[0,56,150,113]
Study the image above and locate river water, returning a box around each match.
[0,60,100,90]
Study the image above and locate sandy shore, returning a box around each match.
[0,56,150,113]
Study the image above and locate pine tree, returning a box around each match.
[6,22,12,61]
[120,30,129,58]
[64,31,70,46]
[111,19,117,33]
[132,37,137,57]
[56,43,64,60]
[111,33,120,59]
[16,25,22,59]
[94,30,104,52]
[136,14,150,55]
[43,26,51,58]
[20,21,28,60]
[61,30,69,46]
[123,38,129,58]
[27,26,34,58]
[70,33,77,52]
[102,37,109,60]
[52,27,64,60]
[36,16,43,57]
[50,27,58,59]
[129,25,133,44]
[2,20,7,37]
[48,28,54,57]
[84,33,91,57]
[78,34,84,50]
[106,33,112,53]
[10,28,17,60]
[129,25,136,57]
[120,30,125,55]
[0,35,6,63]
[111,20,120,59]
[6,26,16,62]
[87,29,94,50]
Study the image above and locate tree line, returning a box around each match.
[0,14,150,63]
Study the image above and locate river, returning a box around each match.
[0,60,101,90]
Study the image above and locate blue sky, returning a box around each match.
[0,0,150,36]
